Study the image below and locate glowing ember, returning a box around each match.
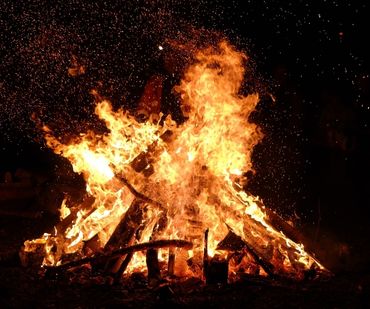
[24,40,326,279]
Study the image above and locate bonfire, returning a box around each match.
[22,40,328,284]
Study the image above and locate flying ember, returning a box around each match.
[23,40,326,280]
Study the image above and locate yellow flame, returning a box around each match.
[59,198,71,220]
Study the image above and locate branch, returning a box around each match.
[44,239,193,273]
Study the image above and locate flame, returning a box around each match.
[59,198,71,220]
[25,40,326,278]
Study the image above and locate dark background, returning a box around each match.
[1,1,369,272]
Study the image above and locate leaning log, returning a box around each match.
[208,186,328,278]
[104,199,144,251]
[217,230,275,277]
[113,252,134,283]
[263,206,304,245]
[103,199,145,274]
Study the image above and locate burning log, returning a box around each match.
[104,199,144,251]
[112,252,135,283]
[203,229,209,279]
[110,204,165,282]
[263,207,304,246]
[168,248,175,277]
[43,239,192,274]
[217,230,275,277]
[145,207,169,285]
[103,199,145,275]
[146,248,161,286]
[205,186,327,279]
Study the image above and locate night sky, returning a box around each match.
[1,1,369,271]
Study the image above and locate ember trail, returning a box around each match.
[23,40,327,282]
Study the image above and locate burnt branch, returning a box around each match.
[44,239,193,273]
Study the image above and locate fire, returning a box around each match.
[24,40,326,279]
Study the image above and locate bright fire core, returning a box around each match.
[24,40,325,279]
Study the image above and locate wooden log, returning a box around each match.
[111,215,153,281]
[217,230,275,277]
[104,199,144,251]
[101,175,164,274]
[104,253,127,275]
[104,199,145,274]
[43,239,193,273]
[145,208,169,284]
[39,177,162,275]
[242,240,275,277]
[217,229,247,251]
[202,228,229,285]
[146,248,161,286]
[263,206,328,274]
[167,248,175,277]
[207,188,320,277]
[113,251,134,283]
[130,151,155,177]
[111,202,168,281]
[203,228,209,280]
[263,207,303,245]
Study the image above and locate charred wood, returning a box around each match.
[217,230,275,277]
[43,239,193,274]
[113,252,134,283]
[168,248,175,277]
[145,209,169,284]
[104,199,145,274]
[217,229,246,252]
[146,248,161,286]
[263,207,303,245]
[116,176,164,211]
[104,199,144,251]
[203,228,209,280]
